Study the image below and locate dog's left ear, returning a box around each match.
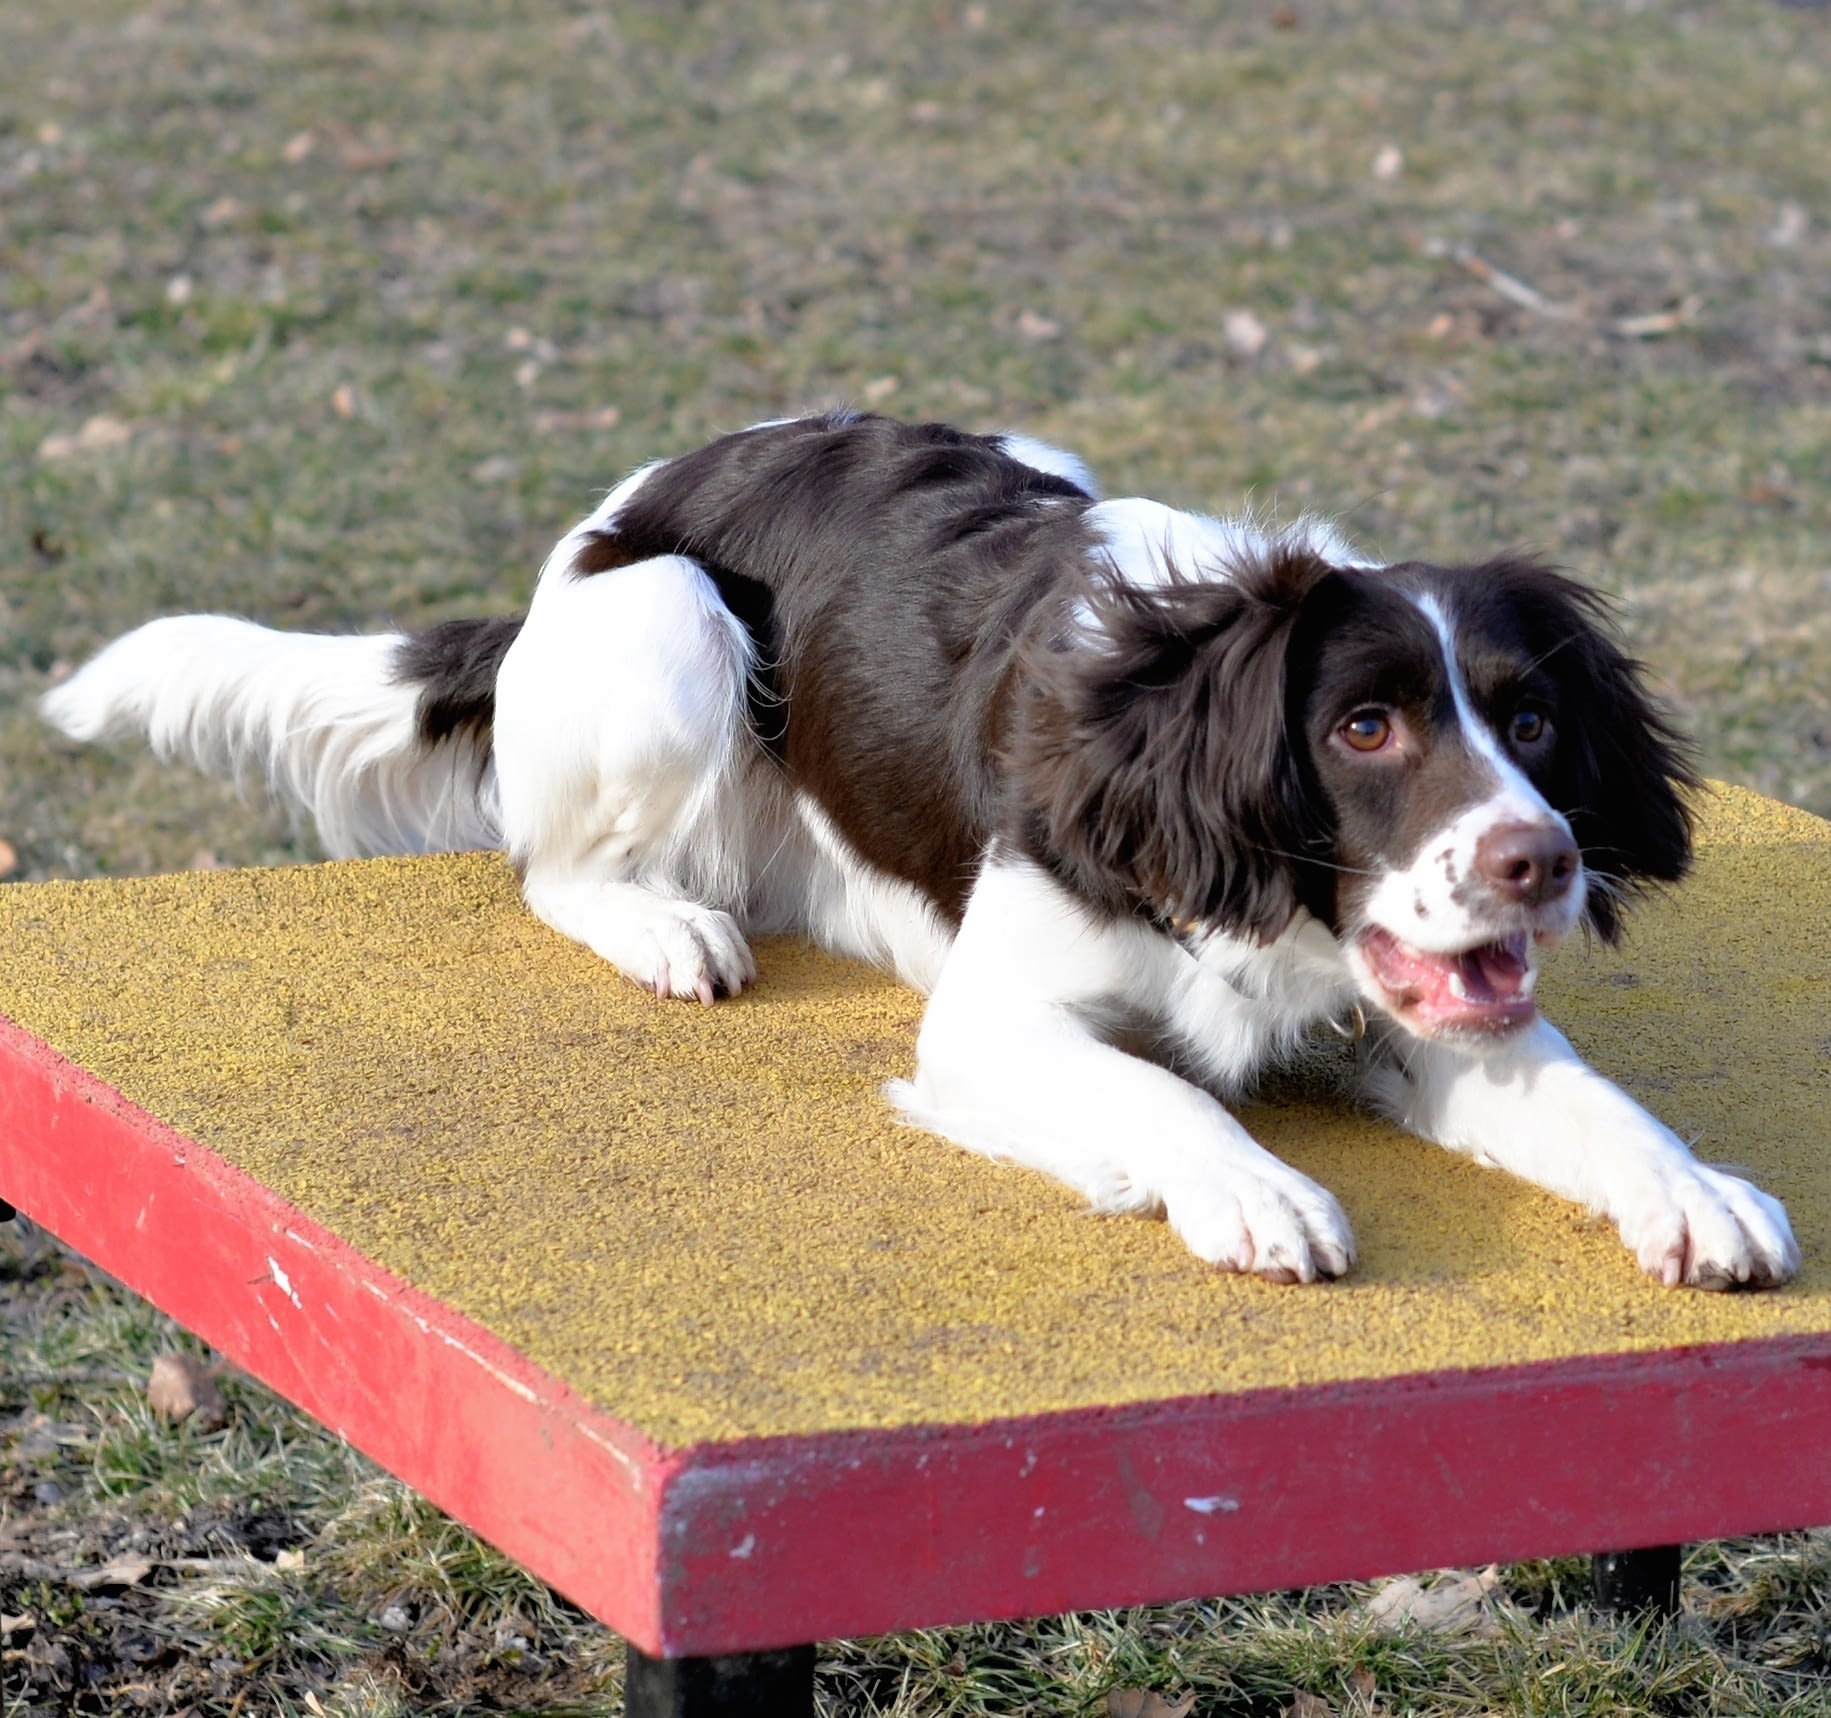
[1009,547,1335,940]
[1503,564,1699,943]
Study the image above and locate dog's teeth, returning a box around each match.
[1520,967,1538,998]
[1447,971,1469,1001]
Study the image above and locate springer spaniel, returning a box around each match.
[44,412,1798,1290]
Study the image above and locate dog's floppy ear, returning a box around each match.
[1501,562,1699,943]
[1009,546,1334,941]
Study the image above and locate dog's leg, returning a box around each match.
[493,551,761,1005]
[1366,1021,1800,1289]
[891,857,1356,1282]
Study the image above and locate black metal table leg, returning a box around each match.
[625,1643,816,1718]
[1592,1544,1682,1616]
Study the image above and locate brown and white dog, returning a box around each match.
[44,412,1798,1289]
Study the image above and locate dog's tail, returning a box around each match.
[41,614,523,858]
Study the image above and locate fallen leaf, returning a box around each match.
[1223,309,1268,356]
[282,129,316,164]
[1016,308,1062,342]
[330,129,396,172]
[0,1612,35,1641]
[331,383,358,419]
[1359,1565,1502,1635]
[148,1352,227,1431]
[1283,1695,1335,1718]
[38,414,134,462]
[1107,1690,1196,1718]
[503,327,557,360]
[1347,1666,1378,1709]
[72,1555,156,1591]
[0,839,17,879]
[863,374,901,400]
[1371,143,1403,180]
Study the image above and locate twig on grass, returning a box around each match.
[1444,243,1703,339]
[1613,295,1705,339]
[1449,244,1581,320]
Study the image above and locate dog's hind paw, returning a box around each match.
[622,900,758,1006]
[522,875,758,1006]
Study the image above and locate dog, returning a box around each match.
[44,411,1799,1290]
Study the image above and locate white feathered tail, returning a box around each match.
[41,615,502,857]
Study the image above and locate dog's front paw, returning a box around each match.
[1617,1161,1800,1291]
[1168,1164,1357,1285]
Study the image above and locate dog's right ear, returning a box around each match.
[1009,547,1336,941]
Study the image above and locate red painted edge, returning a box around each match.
[654,1335,1831,1653]
[0,1012,678,1654]
[6,1010,1831,1659]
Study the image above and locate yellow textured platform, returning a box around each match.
[1,784,1826,1446]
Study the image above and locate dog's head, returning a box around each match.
[1014,546,1696,1040]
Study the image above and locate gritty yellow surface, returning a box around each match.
[1,784,1827,1447]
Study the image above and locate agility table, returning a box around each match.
[2,785,1829,1715]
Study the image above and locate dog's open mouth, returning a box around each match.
[1358,926,1538,1035]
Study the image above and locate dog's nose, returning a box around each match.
[1474,821,1579,906]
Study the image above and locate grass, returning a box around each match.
[2,0,1830,1711]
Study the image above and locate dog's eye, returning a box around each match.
[1510,707,1551,746]
[1340,709,1393,753]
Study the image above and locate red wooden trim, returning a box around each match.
[653,1336,1831,1653]
[6,1009,1831,1659]
[0,1013,677,1652]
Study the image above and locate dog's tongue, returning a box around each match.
[1359,928,1536,1033]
